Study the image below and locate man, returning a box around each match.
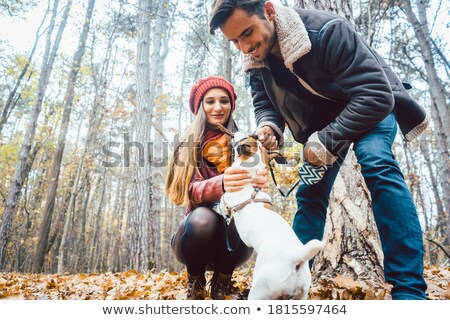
[209,0,428,300]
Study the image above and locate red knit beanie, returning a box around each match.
[189,76,237,115]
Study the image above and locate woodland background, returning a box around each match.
[0,0,449,298]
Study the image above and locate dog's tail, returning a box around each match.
[295,239,324,263]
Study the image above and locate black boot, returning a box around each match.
[210,271,232,300]
[187,273,207,300]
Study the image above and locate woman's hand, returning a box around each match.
[223,167,269,192]
[253,169,269,192]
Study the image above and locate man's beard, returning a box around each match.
[256,24,276,61]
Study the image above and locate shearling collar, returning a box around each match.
[242,5,311,73]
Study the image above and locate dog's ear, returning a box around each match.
[294,239,324,264]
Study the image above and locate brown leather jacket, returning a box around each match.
[186,159,225,215]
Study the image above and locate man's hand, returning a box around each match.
[303,132,337,166]
[255,126,278,150]
[223,167,269,192]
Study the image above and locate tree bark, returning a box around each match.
[149,0,171,271]
[296,0,354,24]
[222,36,232,82]
[79,175,91,273]
[314,154,385,285]
[56,155,84,273]
[127,0,153,271]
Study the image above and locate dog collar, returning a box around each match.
[219,188,274,225]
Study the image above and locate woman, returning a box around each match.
[165,76,268,300]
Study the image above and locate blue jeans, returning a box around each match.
[292,113,427,300]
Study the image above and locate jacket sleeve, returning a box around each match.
[249,71,285,146]
[188,170,225,205]
[316,19,394,155]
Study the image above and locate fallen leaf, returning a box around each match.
[445,282,450,300]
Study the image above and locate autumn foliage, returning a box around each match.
[1,266,449,300]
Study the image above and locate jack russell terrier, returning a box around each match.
[219,131,324,300]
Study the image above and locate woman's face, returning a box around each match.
[202,88,232,127]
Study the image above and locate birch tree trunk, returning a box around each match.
[0,0,71,268]
[34,0,96,273]
[127,0,153,271]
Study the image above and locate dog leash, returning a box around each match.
[221,218,240,252]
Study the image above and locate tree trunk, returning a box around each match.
[34,0,96,273]
[314,154,385,285]
[56,155,83,273]
[88,172,106,272]
[79,175,91,273]
[149,0,171,271]
[419,134,445,226]
[400,0,450,235]
[0,0,71,268]
[296,0,354,24]
[127,0,153,271]
[222,36,232,82]
[108,173,123,272]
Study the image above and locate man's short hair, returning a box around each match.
[209,0,266,35]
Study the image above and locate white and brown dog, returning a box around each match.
[219,132,324,300]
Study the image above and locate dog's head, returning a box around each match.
[252,239,324,300]
[233,132,270,167]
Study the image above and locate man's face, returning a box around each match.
[220,7,276,61]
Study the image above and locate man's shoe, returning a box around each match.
[187,274,207,300]
[210,272,232,300]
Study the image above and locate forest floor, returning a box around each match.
[1,265,449,300]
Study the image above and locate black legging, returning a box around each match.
[171,206,253,276]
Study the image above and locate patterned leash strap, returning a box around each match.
[268,156,327,198]
[298,162,327,185]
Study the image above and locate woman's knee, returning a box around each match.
[184,207,221,240]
